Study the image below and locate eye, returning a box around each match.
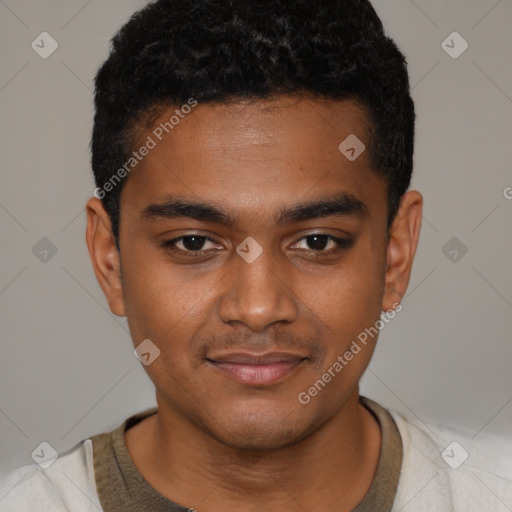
[160,233,354,260]
[160,235,222,256]
[291,234,353,254]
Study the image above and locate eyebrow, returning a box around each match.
[140,192,369,226]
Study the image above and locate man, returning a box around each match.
[1,0,511,510]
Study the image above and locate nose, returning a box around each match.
[218,246,299,332]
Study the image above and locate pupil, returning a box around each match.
[308,235,328,251]
[183,236,205,251]
[181,235,329,252]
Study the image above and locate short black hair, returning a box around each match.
[91,0,415,247]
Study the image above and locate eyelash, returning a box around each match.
[160,234,354,258]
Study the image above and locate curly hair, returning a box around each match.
[91,0,415,246]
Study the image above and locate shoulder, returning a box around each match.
[0,440,102,512]
[389,408,512,511]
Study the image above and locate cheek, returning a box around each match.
[121,247,208,347]
[121,257,211,393]
[302,246,386,391]
[316,243,385,331]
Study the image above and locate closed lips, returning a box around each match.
[206,352,309,386]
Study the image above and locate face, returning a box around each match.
[86,95,422,451]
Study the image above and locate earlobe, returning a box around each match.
[382,190,423,312]
[85,197,126,317]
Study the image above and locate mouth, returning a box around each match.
[206,352,308,386]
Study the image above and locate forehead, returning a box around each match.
[147,96,372,157]
[121,96,386,225]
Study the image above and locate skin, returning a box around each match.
[86,95,422,511]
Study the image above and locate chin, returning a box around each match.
[199,405,314,452]
[216,426,304,452]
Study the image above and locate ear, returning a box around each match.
[382,190,423,312]
[85,197,126,317]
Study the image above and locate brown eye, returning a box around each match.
[160,235,222,257]
[292,234,354,253]
[177,235,209,251]
[304,234,330,251]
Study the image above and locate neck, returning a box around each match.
[125,389,381,511]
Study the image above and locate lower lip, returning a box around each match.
[208,360,305,386]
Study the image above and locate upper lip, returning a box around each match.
[207,352,307,365]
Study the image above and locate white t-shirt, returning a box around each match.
[1,399,511,511]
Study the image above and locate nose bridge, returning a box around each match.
[219,243,298,331]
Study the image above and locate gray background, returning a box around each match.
[1,0,511,477]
